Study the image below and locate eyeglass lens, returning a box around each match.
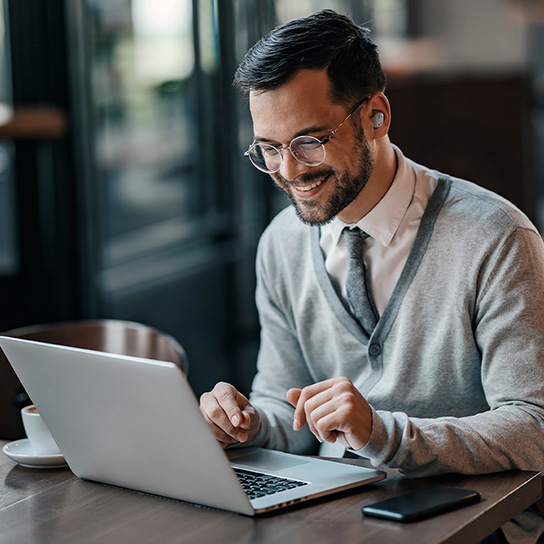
[248,136,325,173]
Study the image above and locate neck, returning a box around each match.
[338,139,397,223]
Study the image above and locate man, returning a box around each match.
[200,10,544,541]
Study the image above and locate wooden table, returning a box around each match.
[0,440,541,544]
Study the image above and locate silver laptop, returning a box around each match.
[0,335,385,515]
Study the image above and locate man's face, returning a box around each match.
[249,69,375,226]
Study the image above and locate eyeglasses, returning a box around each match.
[244,96,370,174]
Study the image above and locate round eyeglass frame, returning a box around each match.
[244,96,370,174]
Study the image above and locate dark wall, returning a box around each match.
[387,72,529,216]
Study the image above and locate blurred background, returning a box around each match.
[0,0,542,398]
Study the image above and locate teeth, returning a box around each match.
[295,179,323,192]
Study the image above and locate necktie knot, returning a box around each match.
[346,227,369,237]
[343,227,370,259]
[343,227,370,239]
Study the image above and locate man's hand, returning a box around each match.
[286,377,372,451]
[200,382,260,448]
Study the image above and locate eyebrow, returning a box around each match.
[254,124,331,144]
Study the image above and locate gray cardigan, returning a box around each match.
[247,173,544,481]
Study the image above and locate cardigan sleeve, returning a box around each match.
[243,229,319,454]
[356,227,544,477]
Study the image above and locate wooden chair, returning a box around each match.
[0,320,188,439]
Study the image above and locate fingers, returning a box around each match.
[288,382,334,436]
[297,386,337,441]
[286,388,303,429]
[286,388,301,407]
[287,378,372,450]
[308,399,347,443]
[199,382,259,448]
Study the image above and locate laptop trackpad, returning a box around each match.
[228,448,310,471]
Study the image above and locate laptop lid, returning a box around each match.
[0,336,385,515]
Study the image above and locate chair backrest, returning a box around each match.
[0,320,188,439]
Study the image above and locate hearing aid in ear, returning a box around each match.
[371,112,384,129]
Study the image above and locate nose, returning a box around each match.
[278,148,311,181]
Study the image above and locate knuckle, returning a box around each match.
[217,386,235,402]
[296,388,308,403]
[298,387,315,406]
[315,419,327,433]
[217,391,232,403]
[344,405,357,420]
[339,392,357,412]
[336,376,351,389]
[213,381,232,394]
[207,405,224,421]
[340,389,355,401]
[303,401,313,415]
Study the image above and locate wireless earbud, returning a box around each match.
[371,112,384,129]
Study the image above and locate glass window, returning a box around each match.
[276,0,348,22]
[0,0,17,277]
[0,142,17,276]
[89,0,226,270]
[275,0,372,26]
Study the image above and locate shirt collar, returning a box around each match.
[323,145,415,248]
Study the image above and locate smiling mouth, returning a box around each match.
[294,178,325,192]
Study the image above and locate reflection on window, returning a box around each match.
[90,0,204,266]
[364,0,407,37]
[0,0,17,276]
[276,0,349,23]
[275,0,408,37]
[198,0,219,75]
[0,143,17,276]
[0,0,11,125]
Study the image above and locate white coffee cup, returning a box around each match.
[21,405,62,456]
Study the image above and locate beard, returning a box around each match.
[272,126,374,226]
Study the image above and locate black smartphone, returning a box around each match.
[361,484,481,522]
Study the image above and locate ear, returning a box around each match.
[365,92,391,137]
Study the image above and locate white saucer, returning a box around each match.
[2,439,67,469]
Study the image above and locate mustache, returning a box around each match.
[275,167,335,186]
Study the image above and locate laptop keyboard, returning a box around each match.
[234,468,308,500]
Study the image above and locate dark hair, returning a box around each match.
[234,9,386,107]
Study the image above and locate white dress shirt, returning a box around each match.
[320,146,438,316]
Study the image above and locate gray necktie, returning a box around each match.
[342,227,378,335]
